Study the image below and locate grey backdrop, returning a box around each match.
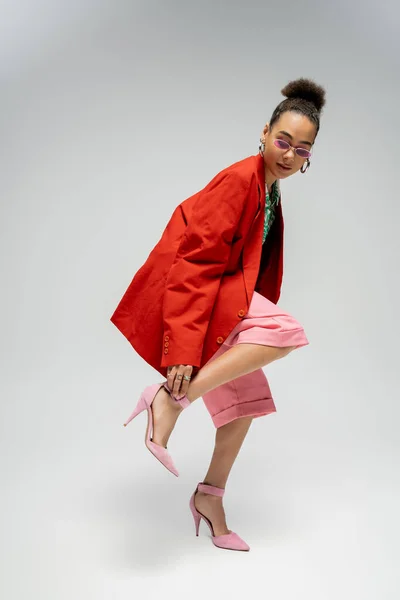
[1,1,399,598]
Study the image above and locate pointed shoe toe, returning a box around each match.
[212,531,250,551]
[147,439,179,477]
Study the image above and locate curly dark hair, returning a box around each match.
[269,77,327,138]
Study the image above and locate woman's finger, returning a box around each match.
[166,365,177,392]
[172,368,185,398]
[177,365,193,398]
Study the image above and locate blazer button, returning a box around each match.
[164,335,169,341]
[164,341,169,347]
[164,349,168,354]
[238,309,245,317]
[216,336,224,344]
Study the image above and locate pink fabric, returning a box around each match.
[202,291,309,428]
[197,482,225,497]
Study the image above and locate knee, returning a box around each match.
[258,343,298,366]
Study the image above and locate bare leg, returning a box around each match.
[186,343,296,402]
[194,416,253,535]
[151,342,296,447]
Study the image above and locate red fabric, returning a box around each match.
[110,153,284,378]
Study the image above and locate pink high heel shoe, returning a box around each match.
[189,482,250,551]
[123,381,190,477]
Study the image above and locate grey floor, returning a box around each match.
[2,352,399,599]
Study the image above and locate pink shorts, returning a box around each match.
[202,291,309,428]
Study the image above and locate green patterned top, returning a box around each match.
[262,179,280,244]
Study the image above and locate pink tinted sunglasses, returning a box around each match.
[273,139,312,158]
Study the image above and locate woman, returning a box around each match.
[111,77,326,551]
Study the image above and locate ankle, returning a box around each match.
[162,387,184,412]
[168,396,184,415]
[185,383,199,403]
[182,373,203,403]
[196,490,222,502]
[202,479,226,490]
[185,373,216,403]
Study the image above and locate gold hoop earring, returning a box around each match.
[300,159,311,174]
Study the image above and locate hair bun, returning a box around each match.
[281,77,326,112]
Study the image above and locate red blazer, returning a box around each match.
[110,153,284,378]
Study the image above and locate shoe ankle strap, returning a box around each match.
[163,382,191,409]
[197,482,225,497]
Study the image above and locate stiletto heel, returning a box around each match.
[189,482,250,551]
[189,495,201,536]
[123,394,147,426]
[123,381,191,477]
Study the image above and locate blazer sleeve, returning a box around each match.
[161,170,249,368]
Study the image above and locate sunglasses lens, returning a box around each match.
[274,140,289,149]
[274,139,311,158]
[297,148,311,158]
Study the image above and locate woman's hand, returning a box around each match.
[167,364,193,399]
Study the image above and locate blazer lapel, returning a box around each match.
[241,153,284,306]
[241,154,266,306]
